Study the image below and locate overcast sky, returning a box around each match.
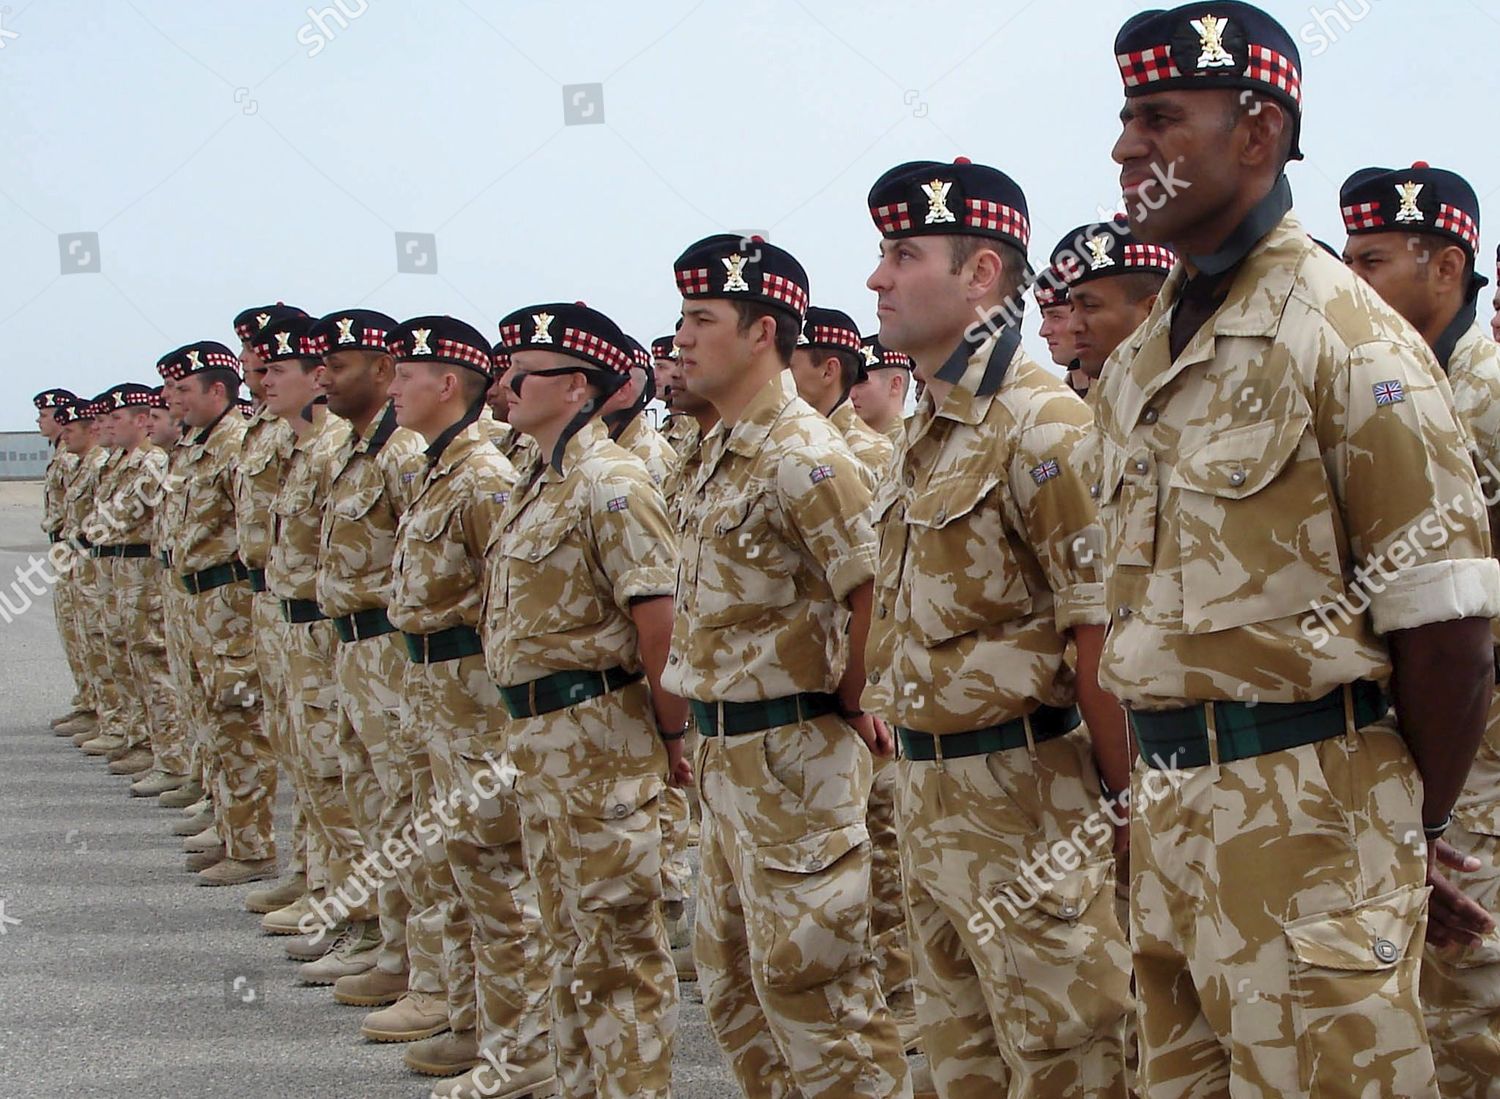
[2,0,1498,429]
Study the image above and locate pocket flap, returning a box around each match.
[563,772,663,821]
[408,503,460,543]
[754,820,868,875]
[333,486,383,522]
[1283,884,1430,971]
[711,493,755,536]
[1169,414,1308,500]
[504,515,577,563]
[906,472,999,529]
[1029,858,1114,923]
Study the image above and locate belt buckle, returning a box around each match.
[715,700,727,738]
[420,633,433,663]
[932,731,944,763]
[528,678,538,717]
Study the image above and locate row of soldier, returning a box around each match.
[29,3,1500,1097]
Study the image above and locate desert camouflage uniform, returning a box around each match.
[44,445,92,714]
[662,414,696,454]
[665,372,909,1099]
[660,418,704,530]
[864,336,1129,1098]
[1422,319,1500,1094]
[152,437,198,782]
[85,446,152,755]
[883,417,906,447]
[268,411,370,918]
[1093,213,1500,1099]
[317,402,434,988]
[830,400,895,487]
[90,441,188,776]
[236,407,312,884]
[616,414,677,488]
[481,410,538,470]
[388,419,549,1058]
[171,405,273,863]
[483,418,678,1098]
[61,447,111,734]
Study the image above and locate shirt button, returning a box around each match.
[1373,938,1398,964]
[612,803,629,819]
[1116,606,1133,620]
[806,858,824,872]
[868,671,880,685]
[668,654,679,665]
[904,471,915,487]
[1133,459,1148,474]
[1228,469,1246,487]
[1089,483,1101,500]
[1142,408,1159,425]
[1058,902,1079,919]
[877,605,887,619]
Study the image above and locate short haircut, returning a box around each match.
[194,368,240,400]
[948,236,1032,305]
[730,300,800,364]
[1117,270,1168,302]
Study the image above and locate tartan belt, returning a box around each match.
[898,704,1081,762]
[333,608,397,644]
[90,543,153,559]
[501,666,643,719]
[281,598,327,624]
[246,567,268,593]
[180,560,249,596]
[690,692,841,738]
[402,625,483,664]
[1130,680,1388,770]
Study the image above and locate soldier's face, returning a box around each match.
[1067,278,1156,379]
[867,236,976,366]
[1492,289,1500,343]
[503,350,587,435]
[62,420,94,452]
[674,300,756,400]
[261,359,320,418]
[321,350,383,420]
[849,368,904,429]
[166,379,190,421]
[788,347,835,406]
[178,377,226,428]
[389,361,448,435]
[1113,89,1244,246]
[1037,304,1078,367]
[37,409,58,439]
[485,373,512,421]
[240,342,268,400]
[148,408,177,446]
[1343,234,1435,331]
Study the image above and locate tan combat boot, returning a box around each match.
[664,900,696,981]
[182,825,222,853]
[80,734,125,756]
[171,808,215,837]
[158,781,204,809]
[404,1028,481,1077]
[244,874,306,916]
[333,965,407,1007]
[197,857,277,887]
[108,748,155,775]
[429,1055,558,1099]
[361,991,449,1043]
[130,770,187,798]
[56,712,97,735]
[185,846,226,872]
[298,920,380,986]
[50,707,87,728]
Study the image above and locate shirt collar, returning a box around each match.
[1184,174,1294,277]
[725,372,798,459]
[542,417,608,483]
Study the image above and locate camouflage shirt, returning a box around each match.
[42,446,77,536]
[663,372,877,702]
[661,417,707,532]
[829,400,895,486]
[234,406,294,570]
[89,443,167,547]
[1092,212,1499,710]
[482,418,677,685]
[1446,322,1500,573]
[171,405,250,574]
[316,403,426,619]
[480,410,538,470]
[267,412,351,604]
[153,436,190,558]
[864,339,1105,734]
[61,447,108,543]
[663,414,699,455]
[616,415,677,488]
[388,420,516,636]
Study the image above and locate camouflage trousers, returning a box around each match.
[253,593,313,886]
[94,556,150,751]
[510,678,677,1098]
[1422,687,1500,1096]
[695,712,909,1099]
[281,616,372,919]
[334,629,439,986]
[181,577,274,862]
[107,557,188,774]
[404,652,550,1054]
[868,754,914,1033]
[1132,716,1437,1098]
[160,566,208,787]
[661,780,693,907]
[52,559,94,713]
[72,556,122,740]
[896,726,1129,1099]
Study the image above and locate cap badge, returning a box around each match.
[187,350,203,370]
[1191,14,1235,68]
[861,344,880,368]
[255,312,272,330]
[1395,181,1425,223]
[113,391,127,409]
[722,254,751,293]
[336,317,357,344]
[921,179,957,225]
[531,312,555,344]
[411,328,433,355]
[274,332,293,355]
[1086,235,1117,270]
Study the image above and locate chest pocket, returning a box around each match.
[904,472,1032,647]
[1170,415,1345,633]
[395,501,472,607]
[1098,439,1158,571]
[500,509,609,640]
[692,489,796,629]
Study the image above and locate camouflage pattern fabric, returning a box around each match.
[830,400,895,489]
[616,414,678,488]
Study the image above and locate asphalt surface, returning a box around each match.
[0,481,732,1099]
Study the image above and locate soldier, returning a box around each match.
[382,316,550,1081]
[653,335,698,457]
[305,309,439,1017]
[789,305,894,481]
[480,301,684,1099]
[1052,217,1173,398]
[254,313,385,985]
[36,388,94,735]
[1033,273,1089,398]
[483,345,538,469]
[1100,4,1498,1094]
[230,304,321,931]
[157,341,277,887]
[600,336,677,488]
[666,233,911,1098]
[1339,162,1500,1095]
[862,158,1132,1098]
[848,337,912,445]
[655,338,720,526]
[89,384,191,796]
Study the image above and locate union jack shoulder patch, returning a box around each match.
[1373,380,1405,406]
[492,491,510,504]
[1031,458,1061,486]
[809,464,835,484]
[401,471,416,484]
[606,496,629,512]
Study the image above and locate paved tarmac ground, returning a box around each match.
[0,481,733,1099]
